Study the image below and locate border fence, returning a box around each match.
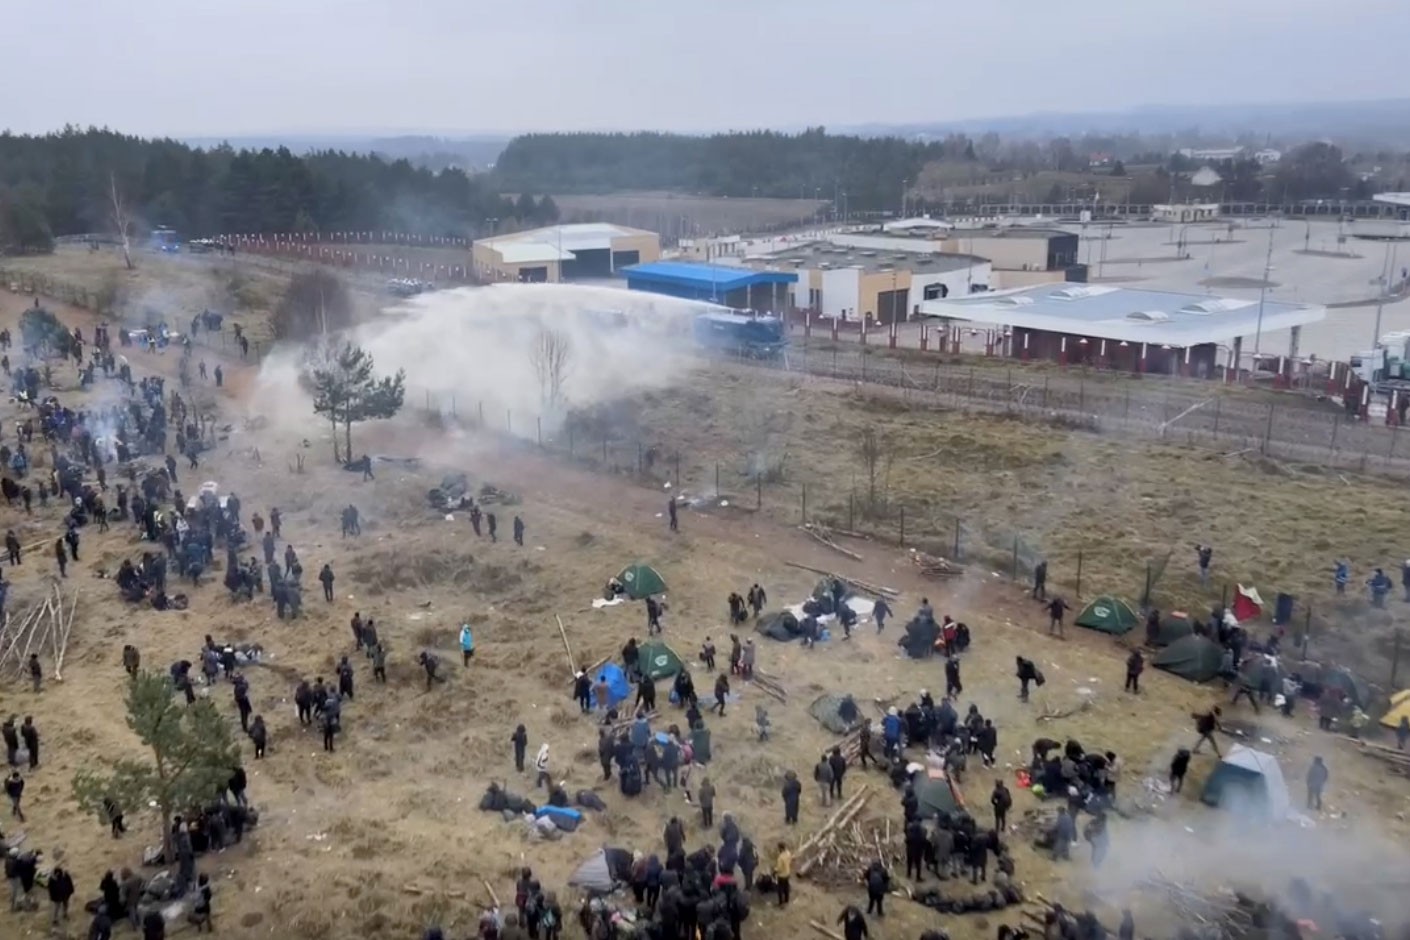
[414,381,1407,698]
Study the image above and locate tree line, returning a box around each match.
[0,127,560,255]
[495,129,1404,209]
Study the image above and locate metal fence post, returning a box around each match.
[715,462,720,494]
[1012,537,1019,580]
[1213,396,1221,436]
[1075,550,1083,598]
[1301,607,1311,660]
[569,425,574,457]
[1042,376,1049,409]
[537,417,542,447]
[1261,404,1274,454]
[637,442,644,474]
[602,433,608,463]
[450,393,456,419]
[899,506,905,546]
[802,483,808,523]
[953,518,961,560]
[674,452,680,487]
[848,492,855,530]
[756,475,762,510]
[1124,389,1130,419]
[1079,378,1085,413]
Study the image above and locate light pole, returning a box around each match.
[901,178,908,217]
[1372,240,1399,350]
[1252,222,1276,357]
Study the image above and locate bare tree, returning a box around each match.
[109,172,135,270]
[529,327,573,412]
[857,427,892,513]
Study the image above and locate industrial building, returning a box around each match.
[1152,203,1219,224]
[830,227,1081,288]
[918,284,1326,376]
[471,223,661,283]
[735,241,991,322]
[622,261,798,311]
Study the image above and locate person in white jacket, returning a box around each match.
[534,743,551,789]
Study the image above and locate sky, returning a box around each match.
[4,0,1408,138]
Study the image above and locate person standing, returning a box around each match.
[991,779,1012,832]
[27,654,41,693]
[318,564,335,602]
[486,513,497,543]
[1306,756,1329,811]
[46,862,74,926]
[1192,708,1222,756]
[19,717,38,769]
[872,597,891,633]
[698,775,716,828]
[667,496,678,532]
[53,538,67,578]
[713,673,729,716]
[1125,650,1144,694]
[773,843,792,907]
[838,905,868,940]
[513,515,525,547]
[512,724,528,773]
[534,743,551,789]
[1196,544,1213,586]
[1047,597,1070,637]
[1031,560,1048,600]
[459,622,475,666]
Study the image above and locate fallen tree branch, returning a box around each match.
[555,615,577,676]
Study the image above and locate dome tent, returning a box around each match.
[1201,744,1290,821]
[636,640,683,681]
[1153,634,1224,682]
[1074,595,1139,635]
[614,563,667,600]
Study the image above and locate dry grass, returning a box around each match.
[590,366,1410,687]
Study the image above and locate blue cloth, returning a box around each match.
[882,714,903,742]
[459,626,474,651]
[630,718,651,749]
[591,663,631,709]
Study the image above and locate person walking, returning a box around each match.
[19,717,38,769]
[513,515,525,546]
[991,779,1012,832]
[1192,708,1222,756]
[5,770,25,821]
[698,775,716,829]
[1031,560,1048,600]
[1170,748,1191,793]
[534,743,551,789]
[318,564,335,602]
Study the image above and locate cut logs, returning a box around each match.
[795,786,882,884]
[0,582,77,680]
[909,548,964,579]
[802,524,864,562]
[750,669,788,703]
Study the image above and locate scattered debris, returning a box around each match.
[909,549,964,579]
[802,523,864,562]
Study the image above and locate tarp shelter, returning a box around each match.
[1200,744,1291,820]
[615,563,667,600]
[568,846,633,893]
[1153,613,1194,646]
[590,662,631,709]
[1153,634,1225,682]
[1231,585,1263,624]
[914,770,962,819]
[809,694,863,734]
[1075,595,1139,635]
[757,610,802,642]
[690,726,712,764]
[899,616,940,659]
[1380,689,1410,729]
[637,640,683,681]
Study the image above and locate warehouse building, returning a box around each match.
[830,227,1081,288]
[471,223,661,283]
[737,241,991,323]
[919,284,1325,377]
[623,261,798,311]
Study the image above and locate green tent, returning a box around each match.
[1152,613,1194,647]
[1153,635,1224,683]
[914,773,961,819]
[1074,595,1139,635]
[637,640,683,681]
[615,563,667,600]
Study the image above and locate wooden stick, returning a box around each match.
[483,879,501,908]
[809,921,845,940]
[804,526,863,562]
[555,615,577,676]
[54,586,78,680]
[785,561,899,598]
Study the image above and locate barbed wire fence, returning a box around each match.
[414,384,1407,696]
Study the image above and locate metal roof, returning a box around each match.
[919,284,1325,346]
[1373,193,1410,208]
[757,240,984,275]
[624,261,798,292]
[495,243,575,264]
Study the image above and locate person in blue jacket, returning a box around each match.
[459,623,475,666]
[1368,568,1393,608]
[881,707,904,760]
[1333,560,1349,595]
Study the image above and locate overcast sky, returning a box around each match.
[5,0,1406,137]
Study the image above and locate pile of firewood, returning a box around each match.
[1356,740,1410,777]
[1136,871,1252,937]
[909,549,964,579]
[795,788,900,887]
[0,582,78,680]
[751,669,788,703]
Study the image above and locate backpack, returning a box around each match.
[1034,670,1046,687]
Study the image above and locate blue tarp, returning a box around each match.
[535,804,584,831]
[591,663,631,709]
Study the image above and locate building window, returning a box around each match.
[923,282,949,300]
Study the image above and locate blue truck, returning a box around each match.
[692,311,787,359]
